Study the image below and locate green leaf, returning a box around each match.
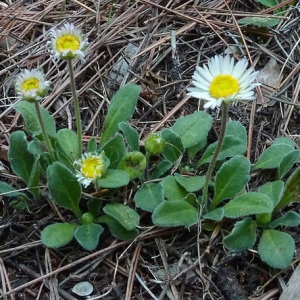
[275,168,300,211]
[211,155,250,210]
[238,17,280,27]
[171,111,212,148]
[258,181,284,207]
[198,135,247,166]
[161,128,184,163]
[8,131,35,184]
[103,203,140,231]
[174,173,206,193]
[255,0,278,7]
[225,121,247,144]
[101,133,126,168]
[97,169,130,188]
[203,207,224,221]
[253,145,294,170]
[279,150,300,179]
[0,181,29,200]
[56,128,78,161]
[224,218,257,251]
[150,160,173,179]
[74,224,104,251]
[134,183,164,212]
[27,155,40,198]
[161,176,189,200]
[87,137,97,153]
[118,122,139,151]
[187,138,207,159]
[47,162,82,217]
[41,223,77,248]
[258,230,294,269]
[15,101,56,137]
[152,200,198,227]
[87,198,103,217]
[28,140,44,155]
[269,211,300,229]
[223,193,273,218]
[100,84,140,147]
[97,215,139,240]
[273,137,295,148]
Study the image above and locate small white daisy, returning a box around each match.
[74,152,109,188]
[187,55,259,109]
[49,23,89,62]
[15,69,50,102]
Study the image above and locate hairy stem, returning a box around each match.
[34,101,55,162]
[67,59,82,158]
[202,102,229,212]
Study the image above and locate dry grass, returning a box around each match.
[1,0,300,299]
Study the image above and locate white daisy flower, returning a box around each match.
[187,55,259,109]
[15,69,50,102]
[49,23,89,62]
[74,152,109,188]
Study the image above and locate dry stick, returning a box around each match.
[1,241,129,297]
[6,260,77,300]
[125,242,142,300]
[282,71,300,133]
[1,228,176,297]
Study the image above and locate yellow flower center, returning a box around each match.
[56,35,80,52]
[209,75,240,98]
[22,78,40,91]
[81,157,103,179]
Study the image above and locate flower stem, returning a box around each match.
[34,101,55,162]
[202,102,229,212]
[67,59,82,158]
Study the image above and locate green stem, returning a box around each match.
[67,59,82,158]
[34,101,55,162]
[202,102,229,212]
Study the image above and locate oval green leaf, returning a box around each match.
[224,218,257,252]
[8,131,35,184]
[211,155,250,209]
[74,224,104,251]
[258,181,284,207]
[103,203,139,230]
[152,200,198,227]
[269,212,300,229]
[100,84,141,147]
[47,162,82,216]
[171,111,212,148]
[41,223,77,248]
[174,173,206,193]
[56,128,78,161]
[134,183,164,212]
[223,192,273,218]
[97,169,130,188]
[161,176,189,201]
[258,230,295,269]
[97,215,139,240]
[253,144,294,170]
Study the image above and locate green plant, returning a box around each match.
[3,23,300,270]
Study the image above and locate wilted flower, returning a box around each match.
[144,133,165,155]
[119,151,147,179]
[49,23,88,61]
[15,69,50,102]
[74,152,109,188]
[188,55,259,109]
